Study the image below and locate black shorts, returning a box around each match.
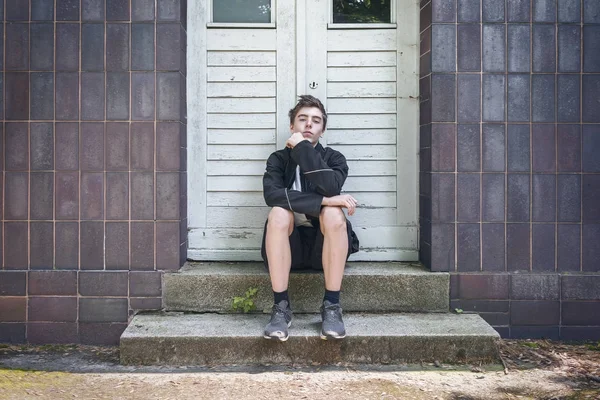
[261,218,358,271]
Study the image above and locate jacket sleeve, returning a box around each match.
[290,140,348,197]
[262,151,323,217]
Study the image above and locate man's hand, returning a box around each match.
[286,132,309,148]
[322,194,358,216]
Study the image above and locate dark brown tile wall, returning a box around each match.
[421,0,600,340]
[1,0,186,345]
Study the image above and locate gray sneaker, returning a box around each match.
[263,300,293,341]
[320,300,346,340]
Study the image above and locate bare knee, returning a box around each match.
[319,206,346,233]
[267,207,294,234]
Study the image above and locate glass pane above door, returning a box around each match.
[332,0,392,23]
[213,0,272,23]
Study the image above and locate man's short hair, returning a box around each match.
[288,95,328,130]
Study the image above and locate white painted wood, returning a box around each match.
[328,82,397,98]
[207,192,266,207]
[395,0,420,227]
[208,66,276,82]
[327,98,397,113]
[349,207,397,226]
[346,160,397,175]
[207,98,276,113]
[326,129,397,145]
[208,129,276,144]
[344,176,397,192]
[304,0,328,113]
[207,160,267,176]
[207,113,276,129]
[207,206,270,228]
[189,226,416,250]
[328,51,397,67]
[206,29,277,51]
[328,67,397,82]
[207,22,276,29]
[187,1,209,228]
[187,248,419,262]
[328,144,397,160]
[327,23,397,30]
[277,0,297,149]
[207,145,274,161]
[207,82,276,98]
[207,176,263,192]
[328,114,397,129]
[349,192,396,207]
[328,30,397,51]
[207,51,276,66]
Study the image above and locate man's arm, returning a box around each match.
[262,152,324,217]
[289,140,348,197]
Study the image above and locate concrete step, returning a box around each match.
[120,312,500,366]
[164,262,449,313]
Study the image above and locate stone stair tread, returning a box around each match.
[178,262,435,276]
[123,312,498,339]
[120,312,500,365]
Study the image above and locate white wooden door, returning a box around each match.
[187,0,419,261]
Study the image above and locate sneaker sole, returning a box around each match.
[320,332,346,340]
[263,320,292,342]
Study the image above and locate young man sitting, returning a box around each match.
[261,95,359,341]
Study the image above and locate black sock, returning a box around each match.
[274,290,289,305]
[324,290,340,304]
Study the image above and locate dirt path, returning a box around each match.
[0,341,599,400]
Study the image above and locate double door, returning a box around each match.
[187,0,419,261]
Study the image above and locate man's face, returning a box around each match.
[290,106,325,145]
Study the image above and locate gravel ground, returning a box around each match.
[0,340,599,400]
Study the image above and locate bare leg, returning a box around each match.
[265,207,294,292]
[319,206,348,291]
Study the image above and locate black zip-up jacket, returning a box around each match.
[263,140,348,219]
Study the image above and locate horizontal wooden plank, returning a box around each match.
[328,30,396,51]
[328,114,397,129]
[327,51,397,67]
[207,113,276,129]
[207,192,266,207]
[346,160,397,175]
[328,144,397,159]
[208,51,277,66]
[327,98,397,114]
[207,176,263,191]
[207,29,276,51]
[206,206,270,228]
[207,82,276,98]
[208,129,276,144]
[348,207,397,226]
[187,248,419,262]
[328,67,396,82]
[207,145,274,161]
[207,98,276,113]
[206,191,395,208]
[208,66,276,82]
[188,226,416,250]
[344,176,397,192]
[207,160,266,176]
[328,82,396,97]
[327,129,396,145]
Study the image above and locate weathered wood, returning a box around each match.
[207,176,263,191]
[207,51,276,66]
[207,113,276,129]
[344,176,397,192]
[208,66,276,82]
[207,160,267,176]
[207,129,276,144]
[328,114,397,129]
[207,82,276,98]
[346,160,397,175]
[328,67,396,82]
[328,82,397,97]
[207,29,276,51]
[326,129,397,145]
[206,191,396,208]
[328,144,397,159]
[207,98,276,113]
[327,51,397,67]
[328,29,396,51]
[327,98,397,114]
[207,145,274,161]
